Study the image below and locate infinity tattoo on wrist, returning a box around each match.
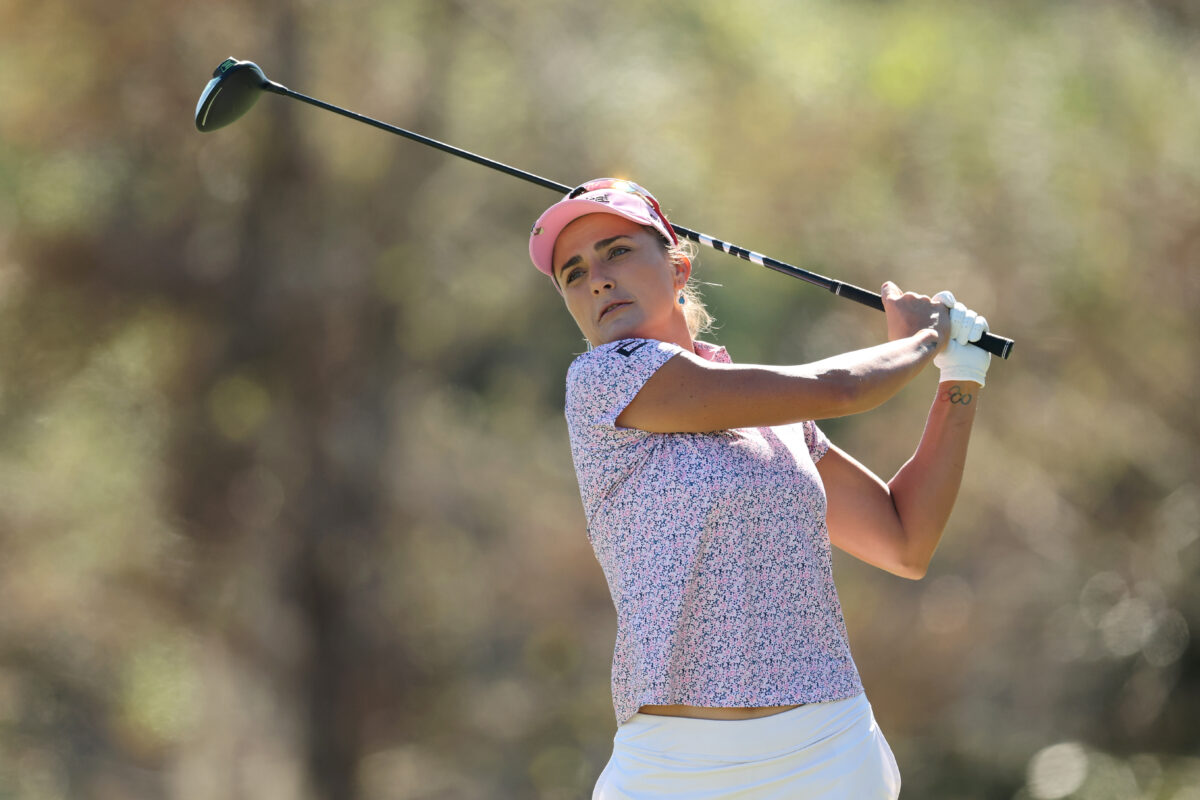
[942,385,973,405]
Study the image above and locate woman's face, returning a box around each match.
[552,213,690,347]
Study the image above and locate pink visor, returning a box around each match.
[528,179,677,278]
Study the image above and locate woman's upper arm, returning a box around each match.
[817,443,924,579]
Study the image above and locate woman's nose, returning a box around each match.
[590,271,615,293]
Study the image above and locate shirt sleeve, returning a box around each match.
[565,338,683,430]
[803,419,831,463]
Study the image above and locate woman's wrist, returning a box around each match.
[936,380,982,408]
[909,328,942,358]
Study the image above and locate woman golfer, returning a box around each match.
[528,179,991,799]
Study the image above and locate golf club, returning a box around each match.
[196,58,1014,359]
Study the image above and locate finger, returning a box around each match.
[880,281,902,302]
[932,290,957,308]
[969,314,988,343]
[950,304,968,344]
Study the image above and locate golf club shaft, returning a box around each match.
[265,82,571,194]
[264,82,1013,359]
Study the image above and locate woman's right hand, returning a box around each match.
[880,281,950,355]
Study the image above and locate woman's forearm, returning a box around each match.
[792,329,943,419]
[887,381,980,573]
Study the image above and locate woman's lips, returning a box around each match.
[599,301,631,321]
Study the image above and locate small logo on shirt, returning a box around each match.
[615,340,649,357]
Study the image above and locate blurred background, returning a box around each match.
[1,0,1198,797]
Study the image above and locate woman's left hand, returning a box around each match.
[931,291,991,387]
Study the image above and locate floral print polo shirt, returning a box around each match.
[564,338,864,724]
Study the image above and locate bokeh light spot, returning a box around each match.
[1027,742,1088,799]
[1079,572,1128,627]
[1100,597,1155,657]
[1143,609,1189,667]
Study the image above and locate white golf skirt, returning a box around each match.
[593,693,900,799]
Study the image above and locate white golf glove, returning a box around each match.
[931,291,990,387]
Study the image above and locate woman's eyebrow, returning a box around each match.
[592,234,631,251]
[555,235,633,279]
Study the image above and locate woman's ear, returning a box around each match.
[672,254,692,289]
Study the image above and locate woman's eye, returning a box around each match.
[609,246,630,258]
[566,267,584,283]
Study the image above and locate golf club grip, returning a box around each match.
[832,282,1014,359]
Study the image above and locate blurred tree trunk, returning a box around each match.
[162,4,466,796]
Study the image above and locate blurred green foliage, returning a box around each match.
[0,0,1198,797]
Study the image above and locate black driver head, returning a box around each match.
[195,58,271,132]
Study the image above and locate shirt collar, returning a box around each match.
[693,340,731,364]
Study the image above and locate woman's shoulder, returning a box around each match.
[564,338,688,421]
[567,338,683,374]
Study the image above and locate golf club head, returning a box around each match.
[195,58,271,132]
